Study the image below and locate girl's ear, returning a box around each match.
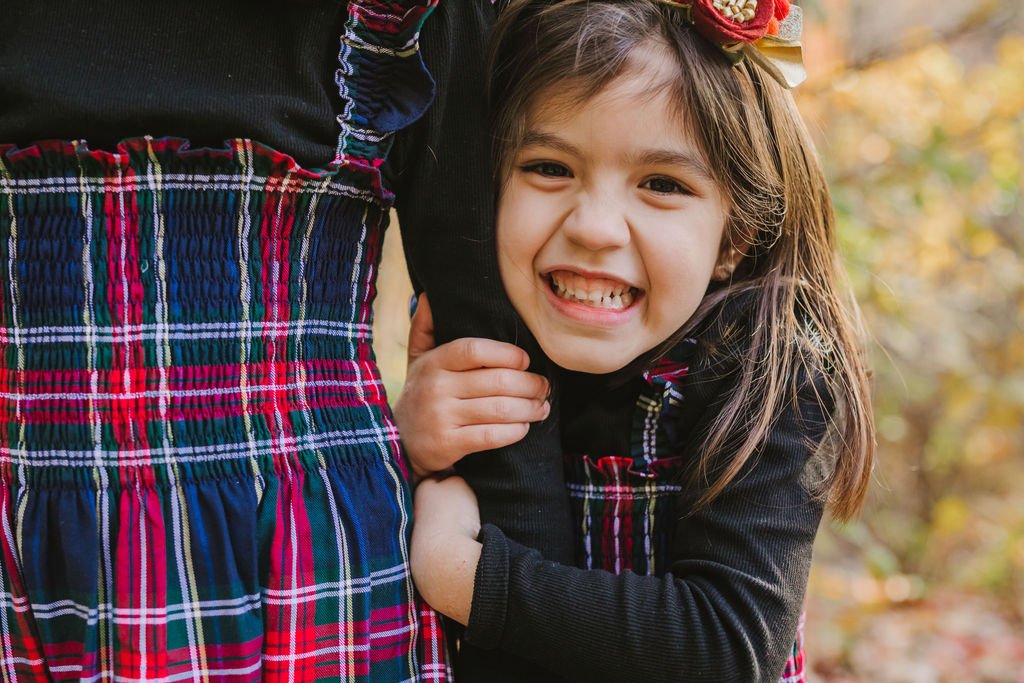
[711,241,748,282]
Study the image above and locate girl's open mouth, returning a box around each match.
[546,270,641,311]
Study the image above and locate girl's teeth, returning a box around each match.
[548,273,636,310]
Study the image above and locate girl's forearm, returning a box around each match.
[464,524,808,683]
[410,476,484,623]
[413,532,481,625]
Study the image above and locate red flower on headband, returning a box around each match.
[680,0,791,44]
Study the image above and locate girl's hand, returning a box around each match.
[393,295,551,480]
[410,475,482,625]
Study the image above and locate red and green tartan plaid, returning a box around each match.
[565,347,806,683]
[0,0,450,680]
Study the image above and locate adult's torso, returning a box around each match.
[0,2,446,678]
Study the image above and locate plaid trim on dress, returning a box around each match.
[565,346,806,683]
[0,1,450,680]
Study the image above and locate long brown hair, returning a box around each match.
[489,0,875,520]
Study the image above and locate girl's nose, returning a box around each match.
[561,194,630,251]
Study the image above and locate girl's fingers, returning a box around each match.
[453,422,533,455]
[456,396,550,426]
[436,337,532,372]
[452,367,550,400]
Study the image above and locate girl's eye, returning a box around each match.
[642,177,688,195]
[522,162,572,178]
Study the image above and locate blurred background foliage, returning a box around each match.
[797,1,1024,680]
[374,0,1024,679]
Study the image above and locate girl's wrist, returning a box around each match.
[408,464,454,488]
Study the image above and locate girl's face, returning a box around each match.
[497,47,729,374]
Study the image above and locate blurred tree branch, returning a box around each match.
[805,0,1020,93]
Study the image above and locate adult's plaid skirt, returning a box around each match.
[0,126,447,683]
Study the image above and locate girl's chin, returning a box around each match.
[542,343,634,375]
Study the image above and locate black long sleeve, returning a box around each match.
[465,359,833,682]
[391,1,574,568]
[391,3,574,680]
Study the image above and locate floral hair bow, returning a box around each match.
[658,0,806,88]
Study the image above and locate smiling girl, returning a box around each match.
[394,1,875,681]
